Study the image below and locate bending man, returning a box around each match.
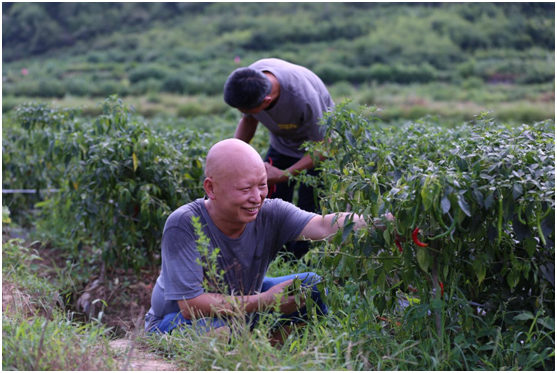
[224,58,334,259]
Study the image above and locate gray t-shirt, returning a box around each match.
[146,197,316,328]
[248,58,334,158]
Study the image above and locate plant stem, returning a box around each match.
[431,254,442,338]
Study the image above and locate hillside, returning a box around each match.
[2,2,555,122]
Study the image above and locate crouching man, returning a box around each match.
[145,138,392,341]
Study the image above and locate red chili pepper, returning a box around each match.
[268,158,277,196]
[395,239,403,253]
[439,281,444,298]
[412,227,428,247]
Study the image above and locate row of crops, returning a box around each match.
[305,105,554,336]
[2,98,554,367]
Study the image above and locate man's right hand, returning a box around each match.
[262,279,305,314]
[178,279,306,320]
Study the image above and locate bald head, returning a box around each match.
[205,138,264,181]
[203,138,268,235]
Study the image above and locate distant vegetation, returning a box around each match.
[2,2,554,122]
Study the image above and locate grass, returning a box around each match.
[2,222,554,370]
[2,239,117,371]
[135,249,555,370]
[2,313,116,370]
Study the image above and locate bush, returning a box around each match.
[7,78,66,98]
[37,79,66,98]
[65,78,91,97]
[89,80,128,97]
[177,102,206,117]
[303,105,554,347]
[23,97,210,271]
[127,64,168,84]
[2,96,22,113]
[161,74,188,94]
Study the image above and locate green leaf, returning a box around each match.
[537,317,554,331]
[416,247,430,273]
[524,237,537,257]
[513,311,534,321]
[441,196,451,214]
[430,298,443,310]
[512,183,523,200]
[506,269,520,289]
[374,295,386,314]
[472,257,486,285]
[457,194,471,217]
[341,220,354,243]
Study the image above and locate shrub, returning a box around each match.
[161,74,188,94]
[27,97,210,271]
[65,78,91,97]
[303,105,554,343]
[127,64,168,84]
[177,102,206,117]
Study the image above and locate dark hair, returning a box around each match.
[223,67,271,109]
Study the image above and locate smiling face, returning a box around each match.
[204,139,268,237]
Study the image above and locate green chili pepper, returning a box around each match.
[429,215,457,241]
[517,204,527,225]
[434,201,449,230]
[537,214,547,246]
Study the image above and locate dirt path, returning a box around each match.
[109,338,177,371]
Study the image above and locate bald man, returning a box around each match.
[145,139,385,336]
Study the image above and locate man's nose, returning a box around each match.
[249,188,263,203]
[249,188,262,203]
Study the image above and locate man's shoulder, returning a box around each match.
[165,198,205,230]
[261,197,291,210]
[260,198,311,217]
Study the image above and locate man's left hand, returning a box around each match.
[265,162,289,185]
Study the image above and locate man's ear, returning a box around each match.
[203,177,216,200]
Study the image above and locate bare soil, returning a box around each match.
[2,227,177,370]
[109,339,176,371]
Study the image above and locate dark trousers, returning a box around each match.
[264,146,320,259]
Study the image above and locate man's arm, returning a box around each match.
[234,115,259,143]
[265,152,324,185]
[298,212,393,241]
[177,279,302,320]
[265,142,327,185]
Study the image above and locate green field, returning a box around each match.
[2,2,555,370]
[2,2,555,122]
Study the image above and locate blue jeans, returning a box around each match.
[150,272,327,334]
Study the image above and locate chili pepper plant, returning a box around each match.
[301,104,554,341]
[3,97,210,272]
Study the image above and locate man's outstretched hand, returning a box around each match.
[264,162,289,185]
